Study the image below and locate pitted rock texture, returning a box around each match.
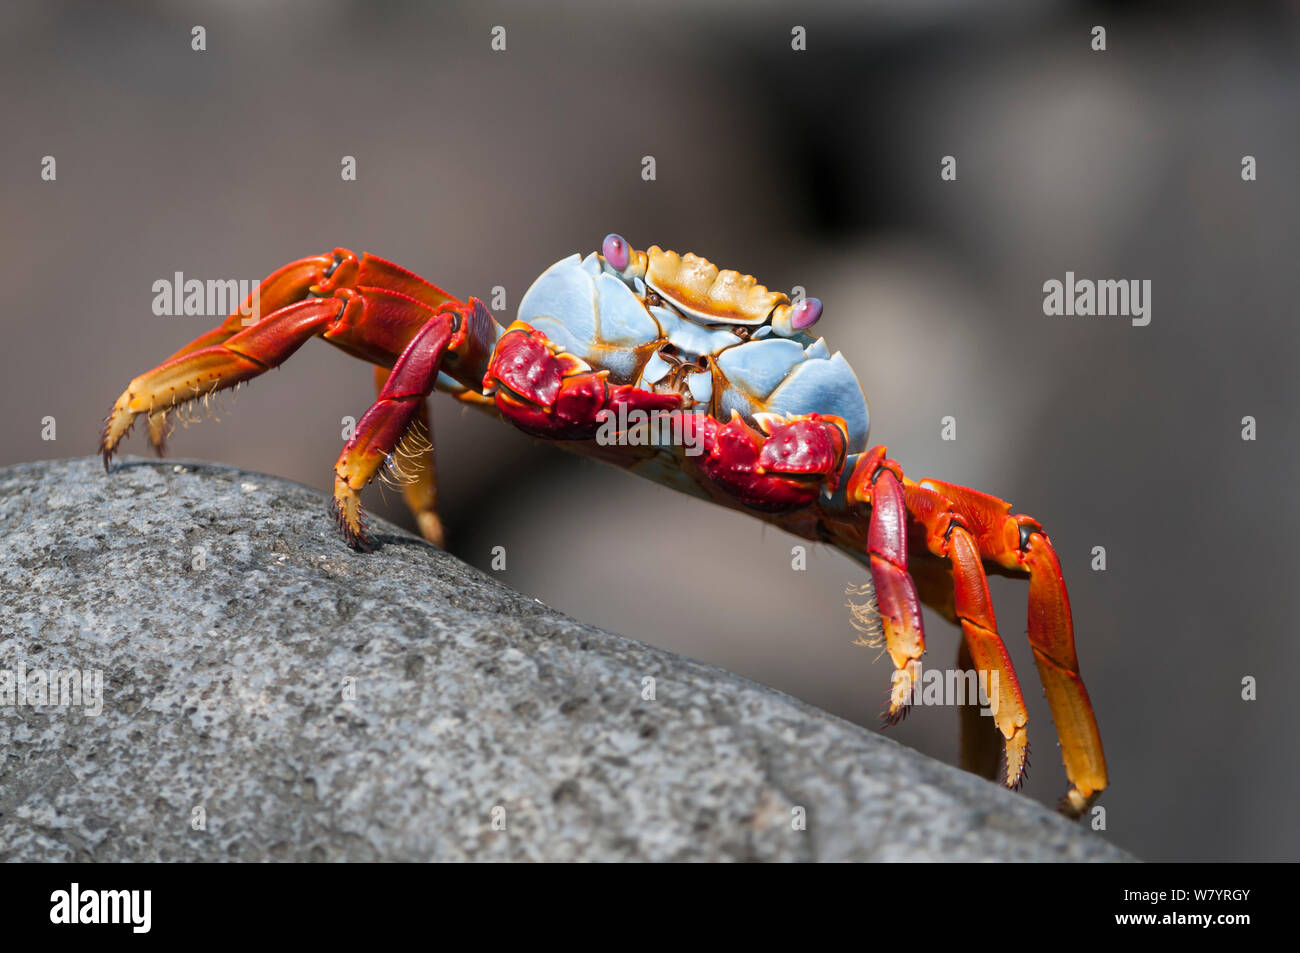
[0,458,1132,861]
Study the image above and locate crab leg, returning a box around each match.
[909,478,1107,815]
[943,520,1030,786]
[955,637,1003,781]
[101,248,488,545]
[333,305,464,549]
[155,255,340,362]
[132,256,337,452]
[132,250,460,455]
[900,476,1031,788]
[372,365,444,548]
[847,451,1031,786]
[846,449,927,723]
[1020,529,1107,816]
[99,297,344,466]
[899,553,1005,782]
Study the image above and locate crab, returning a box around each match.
[99,234,1108,817]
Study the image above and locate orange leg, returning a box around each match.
[849,450,1029,785]
[909,475,1107,815]
[848,450,1107,814]
[943,518,1030,787]
[904,557,1004,782]
[103,248,465,463]
[955,636,1004,782]
[139,255,340,453]
[918,479,1107,815]
[100,297,343,464]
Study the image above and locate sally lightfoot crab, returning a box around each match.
[99,234,1108,817]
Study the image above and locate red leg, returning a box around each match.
[372,364,444,548]
[845,448,927,723]
[138,255,338,453]
[848,451,1032,787]
[899,544,1006,782]
[956,637,1003,781]
[332,304,471,549]
[1021,529,1106,816]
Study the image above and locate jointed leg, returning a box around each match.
[139,255,342,453]
[847,451,1107,813]
[956,637,1004,782]
[901,555,1005,782]
[100,297,343,467]
[100,248,492,552]
[942,520,1029,786]
[910,478,1106,815]
[372,365,444,548]
[102,247,463,465]
[849,448,925,724]
[848,450,1030,785]
[1020,527,1107,816]
[333,307,462,550]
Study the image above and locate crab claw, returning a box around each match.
[680,411,846,512]
[485,322,680,440]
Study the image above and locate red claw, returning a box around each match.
[682,412,846,513]
[485,322,679,440]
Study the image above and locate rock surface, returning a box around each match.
[0,457,1132,861]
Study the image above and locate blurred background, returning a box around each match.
[2,0,1296,861]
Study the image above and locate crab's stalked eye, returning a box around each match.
[602,233,630,271]
[791,297,823,331]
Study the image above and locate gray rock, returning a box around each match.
[0,457,1132,861]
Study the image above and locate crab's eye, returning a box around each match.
[602,233,630,271]
[791,297,822,330]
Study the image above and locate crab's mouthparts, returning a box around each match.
[646,374,696,401]
[644,356,711,409]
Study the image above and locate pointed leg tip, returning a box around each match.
[330,496,373,553]
[879,659,919,728]
[881,703,910,727]
[344,530,373,553]
[1001,733,1030,790]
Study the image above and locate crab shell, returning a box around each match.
[514,247,871,453]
